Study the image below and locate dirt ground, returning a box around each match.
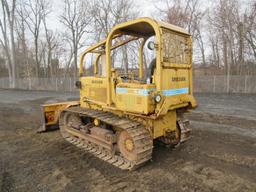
[0,89,255,192]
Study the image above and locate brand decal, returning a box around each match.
[172,77,186,82]
[91,80,103,84]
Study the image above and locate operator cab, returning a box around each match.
[79,18,195,115]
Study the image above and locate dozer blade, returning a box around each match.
[37,101,79,133]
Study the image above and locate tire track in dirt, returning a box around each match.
[187,111,256,129]
[24,129,143,192]
[1,91,256,192]
[176,161,256,192]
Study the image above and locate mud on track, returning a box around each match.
[0,89,256,192]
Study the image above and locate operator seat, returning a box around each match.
[146,58,156,83]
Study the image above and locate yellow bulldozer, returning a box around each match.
[39,17,197,170]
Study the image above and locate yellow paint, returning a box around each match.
[43,17,197,140]
[94,119,100,126]
[115,83,156,114]
[125,139,134,151]
[80,76,108,106]
[153,110,176,138]
[41,101,79,129]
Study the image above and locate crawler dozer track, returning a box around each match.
[59,106,153,170]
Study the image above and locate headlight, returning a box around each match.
[155,94,162,103]
[75,81,82,89]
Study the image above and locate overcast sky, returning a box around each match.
[48,0,159,31]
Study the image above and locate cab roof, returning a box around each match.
[112,17,190,36]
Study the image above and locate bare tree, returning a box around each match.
[0,0,255,92]
[90,0,139,73]
[90,0,139,39]
[0,0,17,88]
[16,1,29,79]
[194,25,206,70]
[158,0,201,36]
[43,15,59,81]
[22,0,50,78]
[60,0,91,78]
[193,9,207,70]
[244,2,256,60]
[158,0,208,68]
[209,33,220,69]
[158,0,256,77]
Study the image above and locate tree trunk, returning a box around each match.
[123,45,128,73]
[216,43,220,69]
[237,22,244,75]
[35,37,39,78]
[223,34,228,76]
[73,42,78,78]
[10,20,16,88]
